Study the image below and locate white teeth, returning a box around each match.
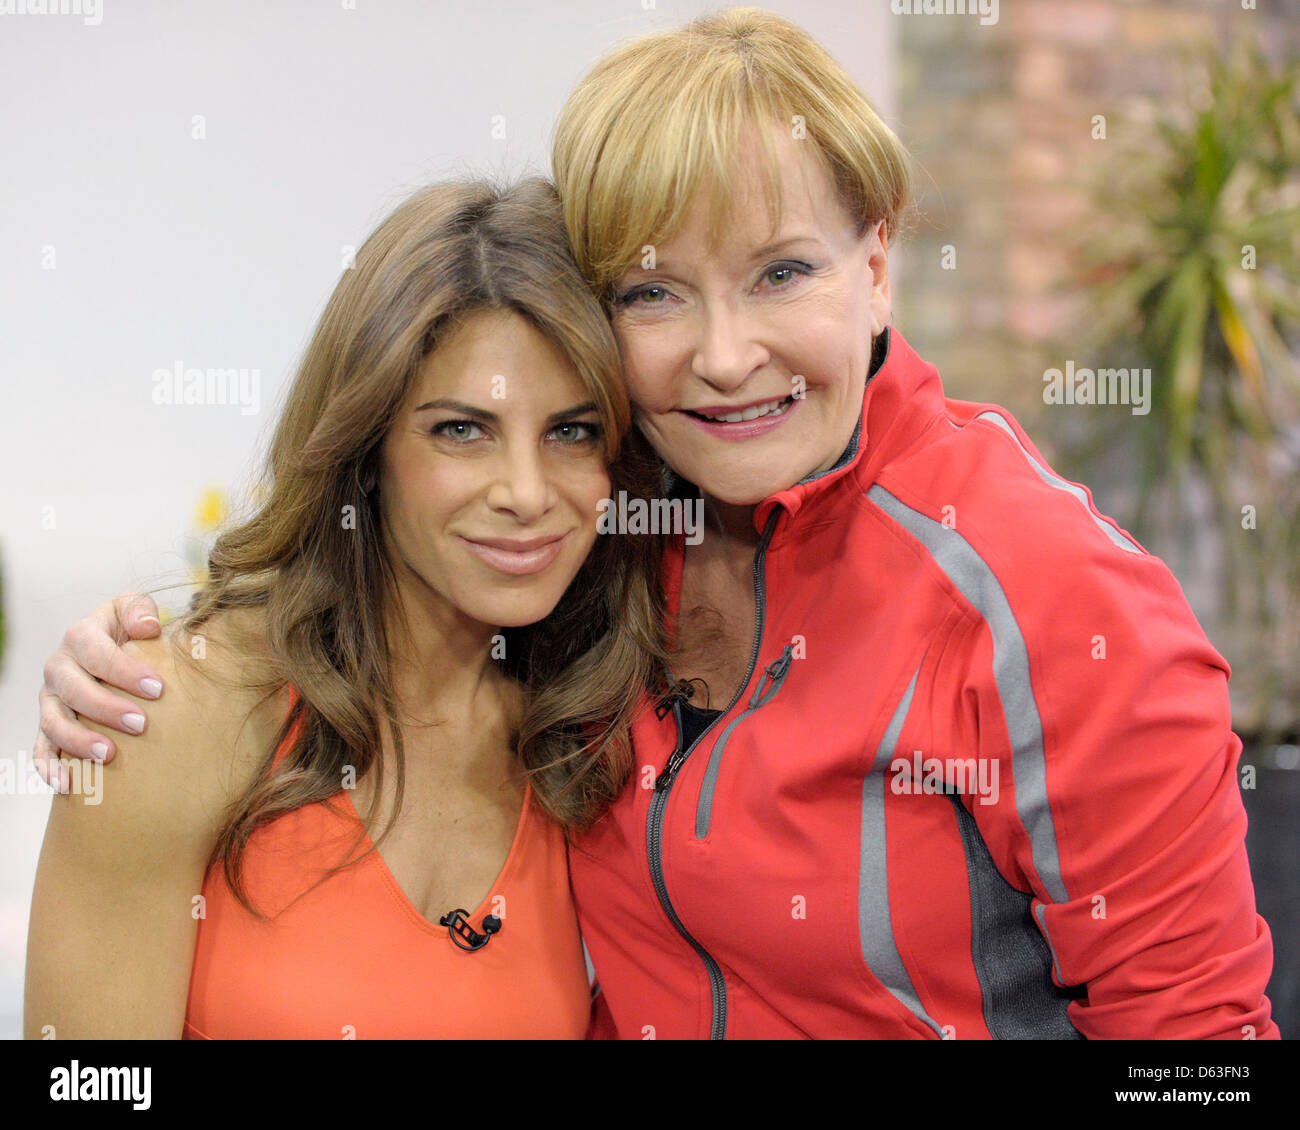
[703,397,791,423]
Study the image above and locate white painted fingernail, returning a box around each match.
[122,713,145,734]
[90,742,109,762]
[140,678,163,698]
[139,615,161,627]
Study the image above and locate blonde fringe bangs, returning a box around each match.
[552,8,915,298]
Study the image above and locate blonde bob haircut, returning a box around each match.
[552,6,915,299]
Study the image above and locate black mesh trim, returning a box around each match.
[947,791,1087,1039]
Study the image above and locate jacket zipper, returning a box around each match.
[694,641,795,839]
[646,508,780,1040]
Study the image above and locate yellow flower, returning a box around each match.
[195,488,227,532]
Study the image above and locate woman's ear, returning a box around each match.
[867,219,892,337]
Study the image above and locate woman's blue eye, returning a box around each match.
[617,264,810,305]
[432,419,484,442]
[550,421,601,444]
[619,285,667,307]
[763,261,811,288]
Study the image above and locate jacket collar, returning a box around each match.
[752,325,943,532]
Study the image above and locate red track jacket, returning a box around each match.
[571,326,1280,1040]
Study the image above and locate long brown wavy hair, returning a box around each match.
[179,177,670,914]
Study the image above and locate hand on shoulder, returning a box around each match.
[101,605,288,841]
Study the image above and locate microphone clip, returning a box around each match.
[439,908,503,952]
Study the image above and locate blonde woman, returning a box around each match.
[26,177,669,1038]
[36,9,1279,1039]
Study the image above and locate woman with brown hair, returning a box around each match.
[24,176,669,1038]
[34,8,1279,1039]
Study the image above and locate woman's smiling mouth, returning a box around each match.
[459,532,569,576]
[681,394,800,439]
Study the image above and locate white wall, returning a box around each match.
[0,1,896,1038]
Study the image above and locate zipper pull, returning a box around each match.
[654,747,686,792]
[654,694,688,792]
[767,643,795,682]
[747,643,796,708]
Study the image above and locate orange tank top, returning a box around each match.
[182,704,591,1039]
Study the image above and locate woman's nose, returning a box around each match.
[690,302,768,391]
[485,446,555,523]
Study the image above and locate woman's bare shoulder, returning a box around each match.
[109,605,289,830]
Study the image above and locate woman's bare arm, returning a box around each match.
[24,628,267,1039]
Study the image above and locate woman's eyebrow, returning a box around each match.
[619,235,825,277]
[413,397,496,419]
[413,398,598,424]
[547,401,600,423]
[746,235,824,260]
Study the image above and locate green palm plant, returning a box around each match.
[1062,36,1300,738]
